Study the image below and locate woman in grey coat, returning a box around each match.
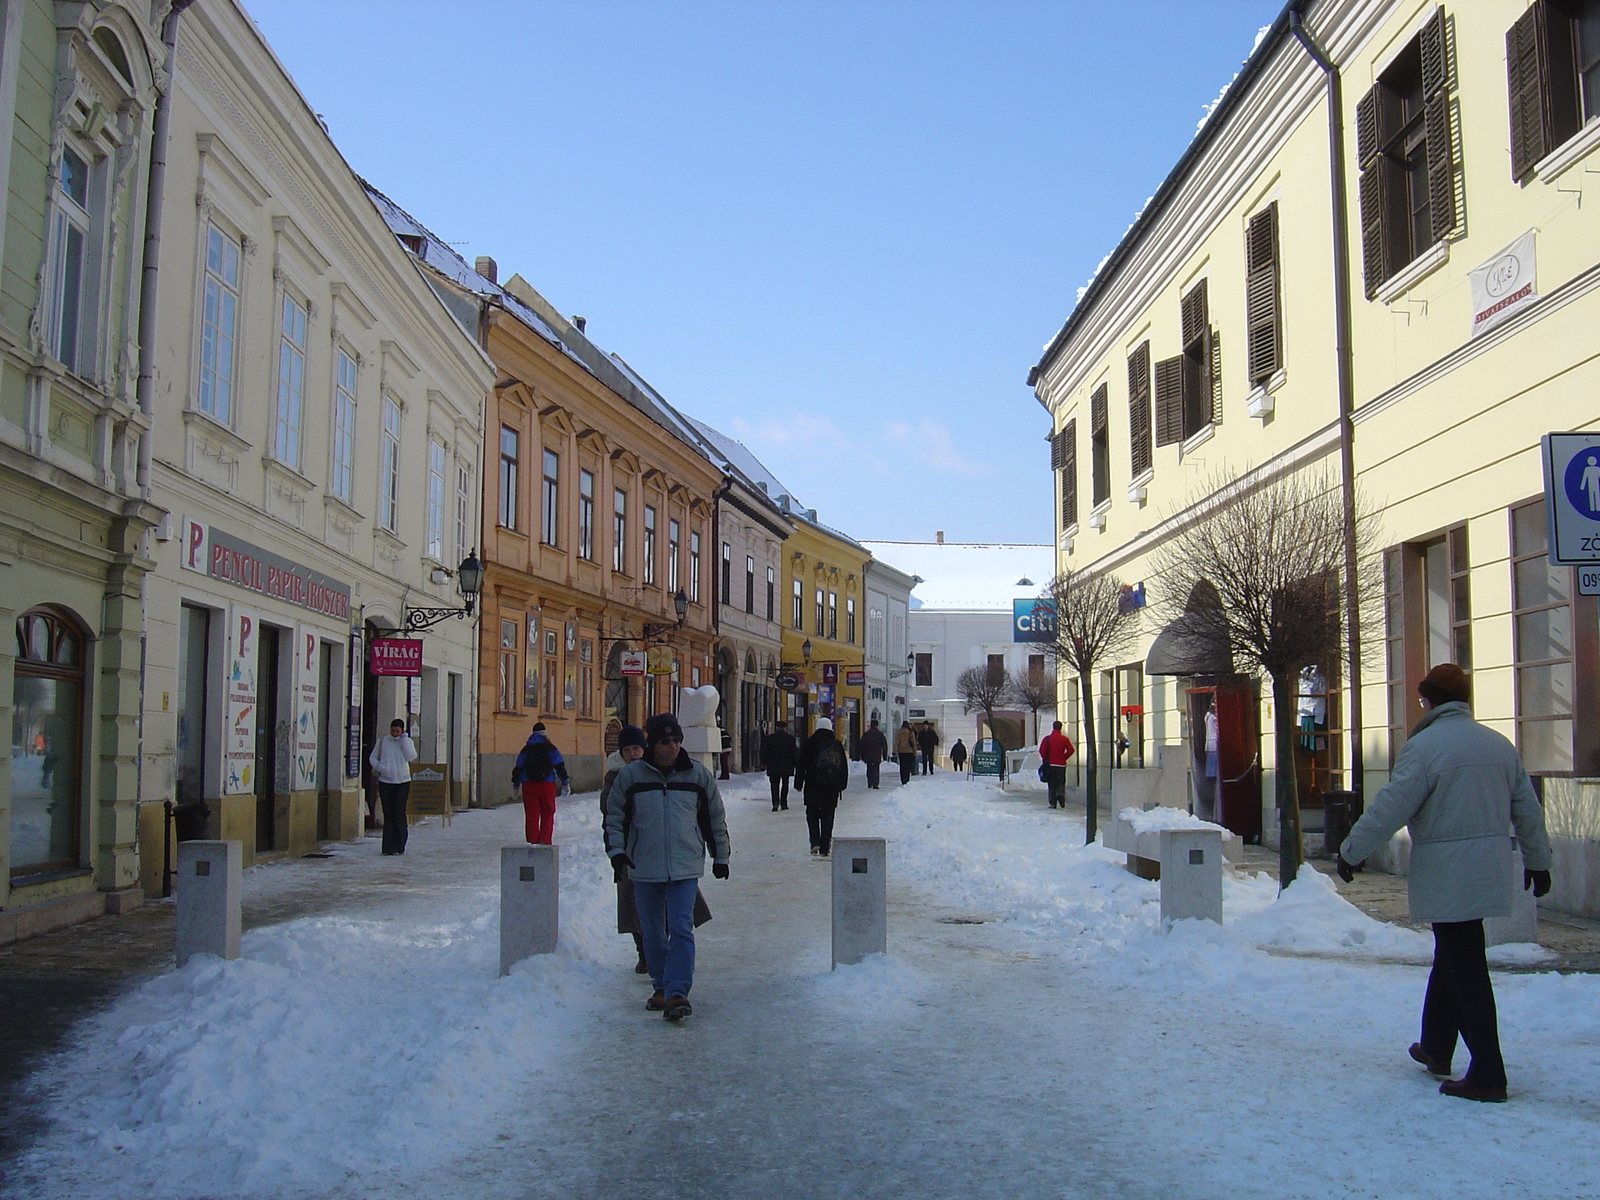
[1338,663,1552,1103]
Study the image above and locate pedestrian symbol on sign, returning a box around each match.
[1571,453,1600,520]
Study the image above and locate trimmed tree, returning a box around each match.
[1006,666,1055,746]
[1151,470,1377,889]
[1033,568,1142,845]
[955,664,1013,751]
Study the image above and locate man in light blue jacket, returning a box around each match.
[604,711,730,1021]
[1339,663,1552,1103]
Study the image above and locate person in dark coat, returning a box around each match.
[949,739,968,773]
[857,718,889,789]
[917,721,940,774]
[1338,664,1552,1103]
[893,721,917,785]
[794,716,848,856]
[761,720,799,811]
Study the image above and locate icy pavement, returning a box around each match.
[5,770,1600,1199]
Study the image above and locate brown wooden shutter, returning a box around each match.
[1128,342,1152,477]
[1355,88,1380,167]
[1359,156,1389,299]
[1425,90,1456,241]
[1090,385,1108,437]
[1181,278,1208,347]
[1060,418,1077,529]
[1420,9,1448,98]
[1507,4,1550,180]
[1245,204,1281,384]
[1209,329,1224,426]
[1050,427,1067,471]
[1153,356,1183,446]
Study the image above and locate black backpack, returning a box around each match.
[812,736,848,790]
[514,738,551,784]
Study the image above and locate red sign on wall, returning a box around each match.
[370,638,423,676]
[844,668,865,687]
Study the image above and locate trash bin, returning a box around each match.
[1322,790,1358,859]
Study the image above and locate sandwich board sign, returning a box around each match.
[1542,433,1600,566]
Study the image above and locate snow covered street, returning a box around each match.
[6,769,1600,1200]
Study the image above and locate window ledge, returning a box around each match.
[1179,422,1216,459]
[263,455,317,492]
[1057,526,1077,554]
[323,493,365,522]
[1126,468,1153,506]
[1534,116,1600,184]
[1375,240,1450,304]
[1087,500,1110,532]
[182,407,250,453]
[1246,370,1285,418]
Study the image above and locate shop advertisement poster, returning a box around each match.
[294,628,319,792]
[224,605,261,795]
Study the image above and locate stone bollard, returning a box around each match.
[1158,828,1223,925]
[175,840,242,966]
[1485,840,1538,946]
[831,837,886,967]
[500,844,558,975]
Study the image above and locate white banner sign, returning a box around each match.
[224,605,260,795]
[1470,230,1538,338]
[294,628,320,792]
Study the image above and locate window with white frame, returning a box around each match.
[331,348,357,502]
[379,397,401,532]
[689,530,701,601]
[643,505,657,585]
[47,146,95,374]
[427,439,447,560]
[541,449,559,546]
[668,518,681,591]
[199,223,241,423]
[613,487,628,574]
[274,293,308,467]
[499,427,519,530]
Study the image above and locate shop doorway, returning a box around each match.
[1186,680,1261,842]
[316,641,335,841]
[254,624,283,852]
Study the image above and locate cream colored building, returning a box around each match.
[135,0,492,884]
[1030,0,1600,915]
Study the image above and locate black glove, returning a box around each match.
[1524,868,1551,898]
[1335,854,1356,884]
[610,853,633,873]
[712,862,729,880]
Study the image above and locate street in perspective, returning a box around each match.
[4,0,1600,1197]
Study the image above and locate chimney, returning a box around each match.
[935,530,945,544]
[474,256,497,284]
[571,315,587,333]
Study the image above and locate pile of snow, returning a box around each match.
[1116,804,1220,834]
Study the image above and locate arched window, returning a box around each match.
[11,608,88,876]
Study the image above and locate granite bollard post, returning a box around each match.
[1158,828,1223,925]
[500,844,558,975]
[175,840,242,966]
[831,836,886,967]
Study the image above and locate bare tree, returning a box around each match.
[1152,469,1379,889]
[1032,568,1142,844]
[1006,666,1055,746]
[955,664,1013,750]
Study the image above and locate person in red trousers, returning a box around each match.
[512,722,569,844]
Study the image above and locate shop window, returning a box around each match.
[497,619,519,713]
[580,638,595,718]
[11,608,87,877]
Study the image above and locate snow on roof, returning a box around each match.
[684,417,795,504]
[859,541,1053,611]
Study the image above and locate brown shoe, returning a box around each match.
[663,994,692,1021]
[1439,1078,1507,1103]
[1409,1043,1450,1076]
[645,990,666,1011]
[635,955,649,975]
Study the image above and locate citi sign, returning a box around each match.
[1012,599,1056,643]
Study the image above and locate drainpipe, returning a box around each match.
[1288,1,1364,803]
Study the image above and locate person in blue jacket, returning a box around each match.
[512,722,568,844]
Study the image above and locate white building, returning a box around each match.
[862,556,916,737]
[135,0,493,885]
[860,540,1055,763]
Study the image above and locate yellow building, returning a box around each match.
[777,504,870,749]
[1029,0,1600,915]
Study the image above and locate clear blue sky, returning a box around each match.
[245,0,1278,543]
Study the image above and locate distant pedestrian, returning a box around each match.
[857,718,888,789]
[761,720,799,811]
[1338,664,1552,1103]
[917,721,940,774]
[795,716,849,856]
[1039,720,1076,809]
[513,722,569,845]
[369,718,417,856]
[603,725,711,975]
[949,739,968,773]
[719,724,732,780]
[893,721,917,785]
[605,712,730,1021]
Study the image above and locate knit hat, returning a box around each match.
[815,717,833,731]
[617,725,646,750]
[644,712,685,746]
[1419,663,1470,705]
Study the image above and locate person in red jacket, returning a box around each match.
[1038,721,1076,810]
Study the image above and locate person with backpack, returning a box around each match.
[604,712,730,1022]
[761,720,799,811]
[857,718,888,789]
[795,716,848,857]
[512,722,569,845]
[893,721,918,785]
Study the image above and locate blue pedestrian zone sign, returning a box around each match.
[1013,598,1056,643]
[1542,433,1600,565]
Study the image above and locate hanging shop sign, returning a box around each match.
[182,519,351,620]
[619,650,646,677]
[845,668,865,687]
[370,637,423,676]
[775,672,800,690]
[1470,230,1538,338]
[647,645,675,675]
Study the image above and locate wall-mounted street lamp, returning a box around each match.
[887,652,916,679]
[640,589,690,641]
[403,551,484,632]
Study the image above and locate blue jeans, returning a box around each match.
[632,878,699,997]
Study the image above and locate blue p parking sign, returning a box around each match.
[1543,433,1600,565]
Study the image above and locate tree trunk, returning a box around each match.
[1273,670,1303,889]
[1080,673,1098,845]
